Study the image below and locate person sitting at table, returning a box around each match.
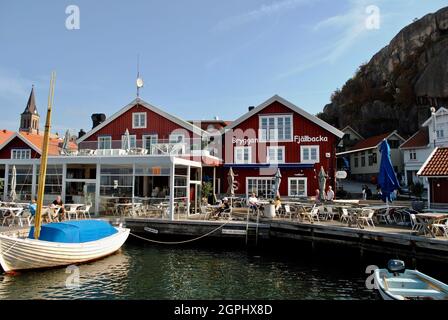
[248,193,259,213]
[52,196,66,221]
[29,198,37,216]
[213,197,230,219]
[314,189,321,203]
[326,186,335,201]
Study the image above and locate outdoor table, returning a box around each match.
[345,208,366,229]
[0,207,24,227]
[415,213,448,238]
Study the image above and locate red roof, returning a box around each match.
[400,127,429,149]
[419,148,448,177]
[19,132,77,156]
[349,132,392,151]
[0,130,15,146]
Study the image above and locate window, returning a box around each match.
[354,157,359,168]
[259,115,292,141]
[234,146,251,164]
[301,146,319,163]
[143,134,158,154]
[169,134,185,143]
[288,178,307,197]
[368,150,377,166]
[98,136,112,149]
[247,178,274,198]
[121,135,137,149]
[132,112,147,129]
[388,139,400,149]
[409,150,417,160]
[267,146,285,163]
[437,130,445,139]
[11,149,31,159]
[361,152,366,167]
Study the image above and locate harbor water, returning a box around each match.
[0,241,446,300]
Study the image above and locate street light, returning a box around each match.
[430,107,436,148]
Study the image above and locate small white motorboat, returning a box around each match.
[375,260,448,300]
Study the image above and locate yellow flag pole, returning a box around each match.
[34,72,56,239]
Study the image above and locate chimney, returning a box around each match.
[91,113,106,129]
[78,129,86,139]
[248,106,255,112]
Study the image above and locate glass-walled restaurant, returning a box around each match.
[0,155,202,220]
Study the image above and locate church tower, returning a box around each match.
[20,86,40,134]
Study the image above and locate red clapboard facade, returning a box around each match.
[222,95,344,198]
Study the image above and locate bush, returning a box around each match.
[410,182,424,200]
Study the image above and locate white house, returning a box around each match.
[400,107,448,187]
[336,131,405,183]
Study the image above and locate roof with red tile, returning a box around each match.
[418,148,448,177]
[0,130,15,146]
[350,132,391,151]
[19,132,77,156]
[0,131,77,156]
[400,127,429,149]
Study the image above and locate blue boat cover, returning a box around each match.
[28,220,118,243]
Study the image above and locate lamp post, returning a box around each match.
[430,107,436,148]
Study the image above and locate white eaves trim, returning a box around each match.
[77,98,208,143]
[0,132,41,155]
[223,95,344,139]
[336,131,406,156]
[421,107,448,127]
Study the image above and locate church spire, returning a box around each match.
[20,86,40,134]
[23,85,39,115]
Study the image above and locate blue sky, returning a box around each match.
[0,0,446,135]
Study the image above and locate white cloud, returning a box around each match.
[277,0,383,78]
[213,0,315,32]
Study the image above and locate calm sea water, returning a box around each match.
[0,242,386,300]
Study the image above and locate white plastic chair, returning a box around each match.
[340,208,350,224]
[78,205,92,219]
[357,209,375,228]
[410,214,425,233]
[431,219,448,237]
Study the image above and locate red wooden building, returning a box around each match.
[222,95,344,198]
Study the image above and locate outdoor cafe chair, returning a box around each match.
[376,208,391,225]
[77,205,92,219]
[1,207,24,227]
[324,206,336,221]
[431,219,448,237]
[357,209,375,228]
[340,208,350,224]
[410,214,426,234]
[20,209,34,227]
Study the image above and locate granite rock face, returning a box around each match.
[319,6,448,138]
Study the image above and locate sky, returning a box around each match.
[0,0,446,135]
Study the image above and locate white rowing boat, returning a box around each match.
[0,223,130,273]
[374,260,448,300]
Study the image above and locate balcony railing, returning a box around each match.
[70,138,218,157]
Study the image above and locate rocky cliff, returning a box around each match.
[319,6,448,138]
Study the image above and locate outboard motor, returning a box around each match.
[387,259,406,276]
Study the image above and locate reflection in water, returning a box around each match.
[0,243,380,300]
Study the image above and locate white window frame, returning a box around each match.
[98,136,112,150]
[169,133,185,144]
[266,146,285,164]
[409,149,417,161]
[259,114,293,142]
[11,149,31,159]
[300,145,319,163]
[132,112,147,129]
[288,177,307,197]
[121,134,137,149]
[234,146,251,164]
[143,134,158,153]
[246,177,275,198]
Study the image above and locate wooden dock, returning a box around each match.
[122,216,448,263]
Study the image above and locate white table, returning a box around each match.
[65,204,85,220]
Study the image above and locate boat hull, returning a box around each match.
[0,227,130,273]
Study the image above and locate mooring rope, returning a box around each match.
[129,219,232,245]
